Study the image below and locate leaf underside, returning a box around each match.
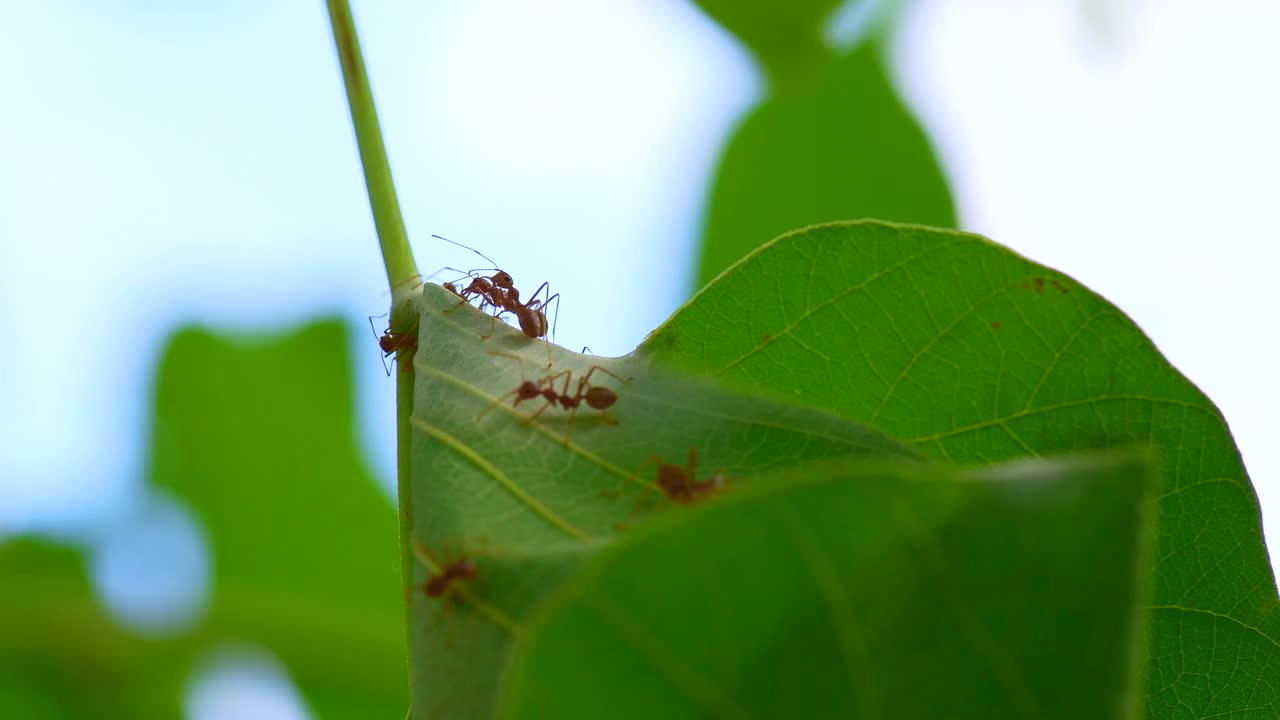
[646,220,1280,718]
[405,282,920,718]
[499,452,1153,720]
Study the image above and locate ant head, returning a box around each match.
[423,557,478,598]
[655,463,689,497]
[378,333,398,354]
[491,270,514,289]
[514,381,542,403]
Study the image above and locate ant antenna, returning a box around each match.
[367,314,386,342]
[433,234,503,271]
[367,314,393,375]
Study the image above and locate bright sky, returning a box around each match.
[1,0,1275,716]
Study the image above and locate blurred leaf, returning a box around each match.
[0,538,183,719]
[694,14,955,289]
[0,321,407,718]
[647,221,1280,717]
[152,321,405,719]
[405,283,920,719]
[499,451,1154,720]
[689,0,842,70]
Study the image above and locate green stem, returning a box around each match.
[324,0,421,708]
[325,0,420,297]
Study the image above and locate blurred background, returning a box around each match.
[1,0,1277,717]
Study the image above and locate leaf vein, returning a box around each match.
[409,416,593,541]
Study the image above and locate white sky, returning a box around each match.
[0,0,1276,716]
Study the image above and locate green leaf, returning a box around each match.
[0,539,184,719]
[405,283,920,718]
[647,220,1280,717]
[498,451,1154,720]
[688,0,843,71]
[151,321,406,719]
[1,321,408,718]
[694,40,956,289]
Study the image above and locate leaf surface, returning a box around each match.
[405,283,920,718]
[499,452,1154,720]
[647,220,1280,717]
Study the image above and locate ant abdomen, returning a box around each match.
[584,386,617,411]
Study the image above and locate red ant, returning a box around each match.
[433,234,520,321]
[423,557,478,598]
[645,448,729,505]
[411,539,480,601]
[367,314,418,376]
[433,234,561,364]
[479,352,630,445]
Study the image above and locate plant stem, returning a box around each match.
[325,0,420,297]
[324,0,420,704]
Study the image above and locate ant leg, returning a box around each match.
[480,306,501,340]
[485,350,534,414]
[525,281,551,308]
[543,369,574,388]
[547,292,561,343]
[523,395,558,425]
[562,402,580,446]
[579,364,633,387]
[391,273,425,294]
[393,335,417,375]
[525,282,560,340]
[522,282,559,367]
[486,350,531,382]
[561,374,592,446]
[523,284,555,330]
[476,387,522,421]
[442,269,486,314]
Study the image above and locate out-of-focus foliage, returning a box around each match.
[0,322,406,719]
[690,0,844,69]
[691,0,955,288]
[0,539,184,718]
